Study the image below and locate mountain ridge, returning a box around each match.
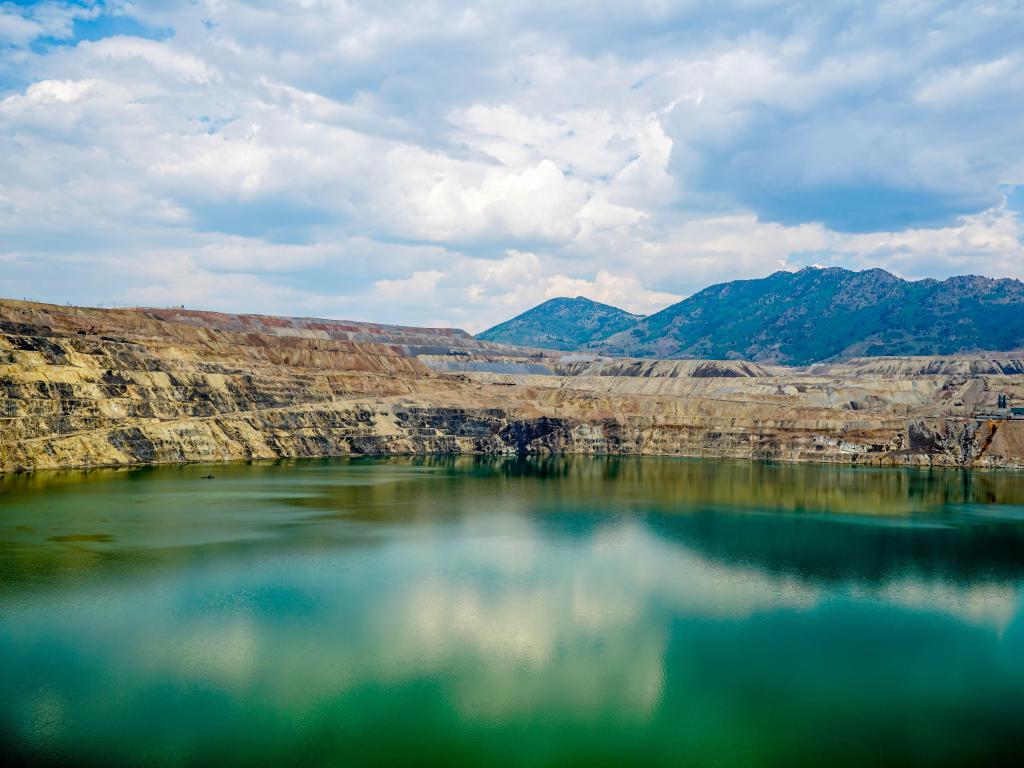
[477,268,1024,365]
[475,295,642,351]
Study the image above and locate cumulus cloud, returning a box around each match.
[0,0,1022,329]
[0,1,99,48]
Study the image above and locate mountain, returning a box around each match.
[476,296,643,351]
[590,267,1024,365]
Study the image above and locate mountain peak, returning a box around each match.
[479,268,1024,364]
[476,296,642,351]
[592,268,1024,364]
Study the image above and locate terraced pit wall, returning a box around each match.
[2,299,1023,472]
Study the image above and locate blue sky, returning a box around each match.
[1,0,1022,330]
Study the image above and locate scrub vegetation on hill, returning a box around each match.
[479,268,1024,365]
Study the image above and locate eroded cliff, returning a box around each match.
[2,299,1023,472]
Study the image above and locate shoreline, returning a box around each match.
[4,443,1024,478]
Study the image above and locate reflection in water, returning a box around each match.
[1,456,1023,766]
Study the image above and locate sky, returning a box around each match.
[1,1,1022,332]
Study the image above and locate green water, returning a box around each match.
[2,457,1024,767]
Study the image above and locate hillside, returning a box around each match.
[587,268,1024,365]
[2,296,1024,472]
[476,296,642,350]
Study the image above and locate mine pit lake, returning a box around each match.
[1,456,1023,766]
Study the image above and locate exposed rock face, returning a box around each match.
[553,358,781,378]
[808,357,1024,377]
[2,298,1024,473]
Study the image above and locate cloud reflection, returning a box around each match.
[2,457,1024,765]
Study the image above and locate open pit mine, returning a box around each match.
[2,298,1024,473]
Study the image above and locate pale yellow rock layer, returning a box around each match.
[2,298,1023,472]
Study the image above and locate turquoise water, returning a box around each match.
[1,457,1023,766]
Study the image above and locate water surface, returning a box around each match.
[2,457,1023,766]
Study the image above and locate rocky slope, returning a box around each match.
[476,296,642,350]
[2,298,1023,473]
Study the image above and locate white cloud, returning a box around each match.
[0,1,98,47]
[915,55,1021,106]
[836,201,1024,280]
[542,271,679,315]
[0,0,1022,329]
[79,36,217,84]
[382,151,590,242]
[0,12,44,48]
